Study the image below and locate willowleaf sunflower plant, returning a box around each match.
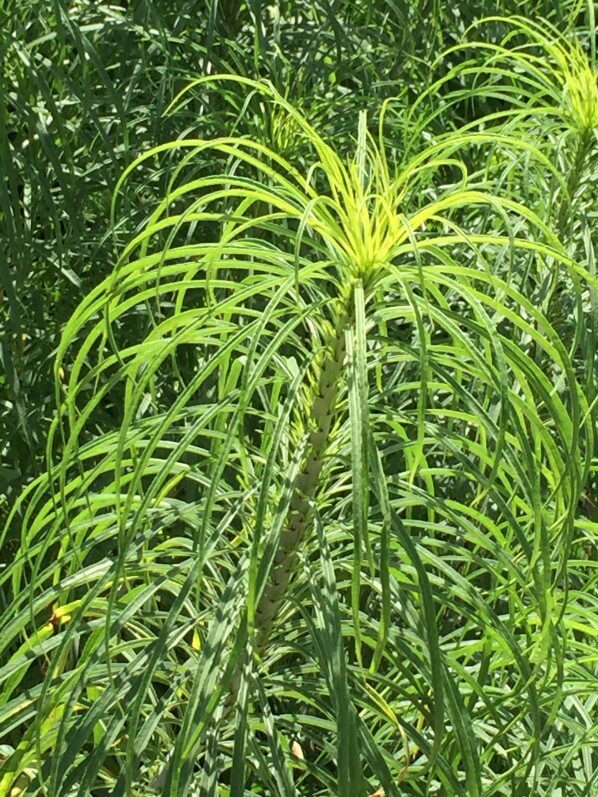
[410,11,598,528]
[0,76,594,795]
[406,12,597,276]
[408,12,597,267]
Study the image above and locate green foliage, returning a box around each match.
[0,2,596,795]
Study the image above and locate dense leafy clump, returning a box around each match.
[1,2,596,795]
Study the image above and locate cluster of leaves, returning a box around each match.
[0,1,596,795]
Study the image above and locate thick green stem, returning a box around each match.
[539,130,593,336]
[556,129,592,239]
[254,297,353,650]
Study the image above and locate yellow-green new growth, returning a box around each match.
[413,14,598,140]
[507,15,598,132]
[561,41,598,131]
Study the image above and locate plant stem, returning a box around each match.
[254,293,354,651]
[556,129,593,239]
[540,130,593,332]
